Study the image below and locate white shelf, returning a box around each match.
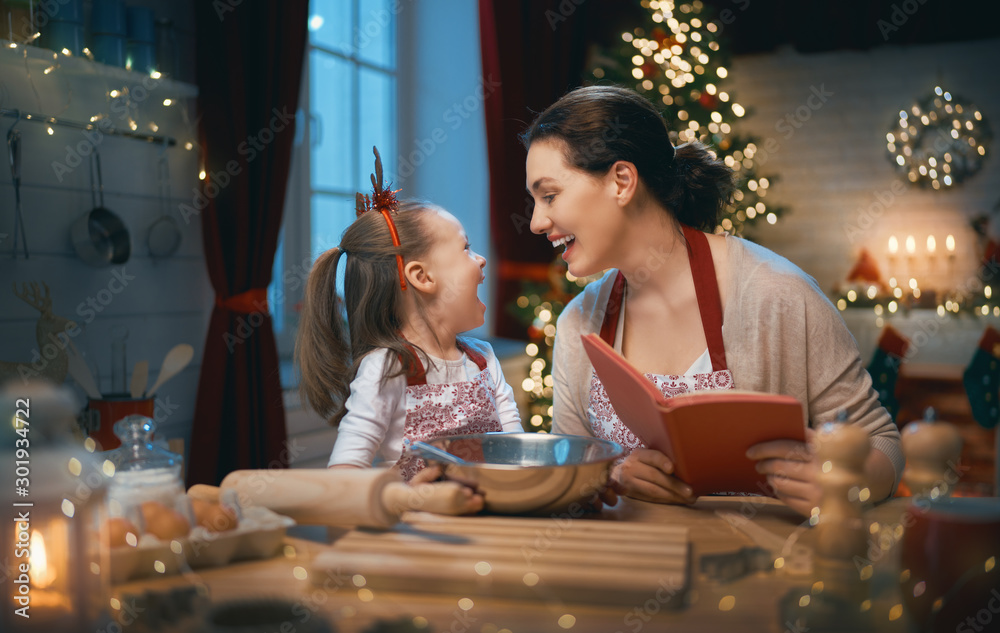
[0,38,197,148]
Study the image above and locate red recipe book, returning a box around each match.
[580,333,806,496]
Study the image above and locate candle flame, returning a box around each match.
[29,531,57,588]
[888,236,898,255]
[946,235,956,252]
[905,235,916,255]
[927,235,936,253]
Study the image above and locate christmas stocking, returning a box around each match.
[962,326,1000,429]
[867,325,909,421]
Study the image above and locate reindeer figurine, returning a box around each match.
[0,283,77,387]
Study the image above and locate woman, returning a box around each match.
[523,85,901,516]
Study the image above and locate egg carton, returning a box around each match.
[109,506,295,583]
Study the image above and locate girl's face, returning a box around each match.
[421,209,487,332]
[526,139,625,278]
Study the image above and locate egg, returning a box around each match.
[191,498,239,532]
[140,501,191,540]
[105,517,140,548]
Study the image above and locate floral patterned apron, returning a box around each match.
[588,225,735,455]
[395,341,504,481]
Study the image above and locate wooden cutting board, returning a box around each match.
[310,513,690,606]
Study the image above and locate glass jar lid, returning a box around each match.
[108,414,183,474]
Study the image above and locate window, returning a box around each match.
[270,0,398,359]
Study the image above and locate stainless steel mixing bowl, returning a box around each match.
[425,432,623,515]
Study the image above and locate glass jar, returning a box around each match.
[105,415,185,519]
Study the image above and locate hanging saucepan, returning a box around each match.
[147,150,182,257]
[71,152,131,266]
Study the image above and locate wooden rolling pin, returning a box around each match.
[188,467,472,528]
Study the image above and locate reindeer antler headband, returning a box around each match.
[355,146,406,290]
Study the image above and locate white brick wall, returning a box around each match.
[727,38,1000,298]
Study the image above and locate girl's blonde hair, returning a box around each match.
[295,200,443,425]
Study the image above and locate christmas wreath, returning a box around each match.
[886,86,991,190]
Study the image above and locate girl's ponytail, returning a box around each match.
[296,246,351,424]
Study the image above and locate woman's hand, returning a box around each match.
[746,429,821,517]
[610,448,697,505]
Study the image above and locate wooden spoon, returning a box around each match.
[146,344,194,396]
[129,360,148,399]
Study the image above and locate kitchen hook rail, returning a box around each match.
[1,107,177,146]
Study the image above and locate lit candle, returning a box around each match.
[8,518,75,630]
[946,235,956,253]
[888,236,899,256]
[927,235,936,254]
[906,235,916,255]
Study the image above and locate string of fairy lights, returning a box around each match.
[886,86,991,190]
[836,278,1000,326]
[3,36,199,165]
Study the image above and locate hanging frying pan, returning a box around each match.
[71,152,131,266]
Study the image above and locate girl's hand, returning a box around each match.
[408,464,485,515]
[746,429,821,517]
[409,463,447,485]
[610,448,697,505]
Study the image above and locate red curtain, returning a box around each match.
[478,0,630,338]
[187,0,309,486]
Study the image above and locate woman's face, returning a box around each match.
[526,139,625,278]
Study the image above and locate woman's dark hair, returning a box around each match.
[520,85,736,231]
[295,200,441,426]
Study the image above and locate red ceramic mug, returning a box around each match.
[899,497,1000,633]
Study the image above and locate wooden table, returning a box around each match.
[113,497,917,633]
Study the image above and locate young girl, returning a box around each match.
[296,148,522,482]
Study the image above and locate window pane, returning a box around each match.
[309,0,353,57]
[357,0,395,68]
[358,69,396,191]
[310,50,353,192]
[311,194,356,263]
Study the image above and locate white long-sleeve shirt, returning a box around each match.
[328,337,523,468]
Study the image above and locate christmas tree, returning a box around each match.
[587,0,785,235]
[509,263,604,433]
[514,0,784,432]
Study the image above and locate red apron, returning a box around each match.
[588,225,735,455]
[395,341,504,481]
